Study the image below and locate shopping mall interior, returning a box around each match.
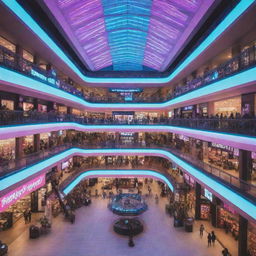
[0,0,256,255]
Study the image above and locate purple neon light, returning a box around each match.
[45,0,214,72]
[143,0,203,70]
[56,0,112,70]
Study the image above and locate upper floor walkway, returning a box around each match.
[0,145,255,224]
[1,110,256,136]
[0,43,256,110]
[0,141,255,205]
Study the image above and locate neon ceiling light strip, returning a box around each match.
[1,66,256,109]
[62,169,174,195]
[1,148,256,220]
[2,0,254,83]
[63,170,172,195]
[1,123,255,152]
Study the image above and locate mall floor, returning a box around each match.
[5,181,238,256]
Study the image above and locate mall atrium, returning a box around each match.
[0,0,255,256]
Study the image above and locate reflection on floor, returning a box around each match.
[5,181,234,256]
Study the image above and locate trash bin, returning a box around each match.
[173,218,183,227]
[0,243,8,256]
[184,218,194,232]
[29,225,40,239]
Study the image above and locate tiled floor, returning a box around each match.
[4,181,238,256]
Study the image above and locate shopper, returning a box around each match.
[207,233,212,247]
[23,210,28,224]
[211,231,216,246]
[27,209,32,223]
[222,248,230,256]
[199,224,204,237]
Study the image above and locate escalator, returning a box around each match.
[51,179,75,223]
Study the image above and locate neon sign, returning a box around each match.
[0,174,45,212]
[31,69,56,85]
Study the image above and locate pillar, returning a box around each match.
[47,102,54,112]
[67,107,72,115]
[195,182,201,220]
[241,93,255,117]
[33,134,40,152]
[239,149,252,181]
[33,55,40,65]
[33,98,38,111]
[15,137,24,159]
[15,45,23,68]
[238,215,248,256]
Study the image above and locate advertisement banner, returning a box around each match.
[0,174,45,212]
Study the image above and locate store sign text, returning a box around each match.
[31,69,56,85]
[0,174,45,212]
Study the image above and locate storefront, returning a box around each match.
[57,105,67,114]
[0,138,15,163]
[197,103,208,117]
[213,96,241,116]
[181,105,195,118]
[0,174,46,230]
[216,203,239,240]
[0,99,14,110]
[112,111,134,123]
[206,142,239,172]
[119,132,136,145]
[40,133,50,150]
[248,222,256,256]
[23,135,34,155]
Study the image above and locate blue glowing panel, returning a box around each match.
[102,0,152,71]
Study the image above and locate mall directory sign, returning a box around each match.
[0,174,45,212]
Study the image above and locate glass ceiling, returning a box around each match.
[44,0,214,71]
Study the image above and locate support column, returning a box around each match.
[195,182,201,220]
[15,45,23,68]
[15,137,24,159]
[33,98,38,111]
[67,107,72,115]
[238,215,248,256]
[239,149,252,181]
[33,134,40,153]
[241,93,255,117]
[47,102,54,112]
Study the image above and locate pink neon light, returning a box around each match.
[0,174,45,212]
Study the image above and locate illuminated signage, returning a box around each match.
[0,174,45,212]
[31,69,56,85]
[210,142,234,152]
[204,188,213,202]
[109,88,143,93]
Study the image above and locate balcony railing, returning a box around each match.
[0,111,256,136]
[58,162,184,194]
[1,142,255,200]
[0,44,255,103]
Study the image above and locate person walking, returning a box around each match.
[27,209,32,223]
[199,224,204,238]
[207,233,212,247]
[222,248,230,256]
[23,210,28,224]
[211,231,216,246]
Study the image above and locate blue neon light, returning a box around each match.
[1,148,255,220]
[62,169,174,195]
[1,66,256,109]
[2,0,254,83]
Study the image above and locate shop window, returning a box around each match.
[1,99,14,110]
[0,36,15,52]
[22,49,33,62]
